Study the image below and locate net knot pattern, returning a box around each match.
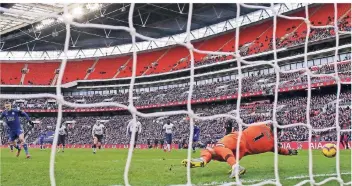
[0,3,351,186]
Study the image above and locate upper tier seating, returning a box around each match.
[24,62,60,85]
[61,60,94,84]
[0,63,24,85]
[0,4,350,85]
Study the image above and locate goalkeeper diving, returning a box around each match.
[181,121,298,178]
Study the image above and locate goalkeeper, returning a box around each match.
[181,122,298,178]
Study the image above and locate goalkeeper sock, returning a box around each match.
[200,149,212,163]
[213,146,236,167]
[23,144,29,155]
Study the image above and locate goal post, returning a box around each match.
[0,3,351,186]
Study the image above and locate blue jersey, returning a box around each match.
[39,133,46,140]
[0,109,30,132]
[193,126,200,141]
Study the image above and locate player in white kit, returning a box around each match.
[126,119,142,148]
[92,121,105,154]
[162,120,174,152]
[57,122,68,153]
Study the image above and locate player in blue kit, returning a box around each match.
[192,124,200,153]
[0,102,34,158]
[3,124,15,152]
[38,131,46,150]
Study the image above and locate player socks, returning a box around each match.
[15,144,21,150]
[92,144,96,153]
[10,144,14,151]
[200,149,212,163]
[213,146,236,167]
[23,144,29,155]
[167,144,171,152]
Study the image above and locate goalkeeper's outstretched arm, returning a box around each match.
[275,144,298,155]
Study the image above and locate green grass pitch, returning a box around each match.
[1,148,351,186]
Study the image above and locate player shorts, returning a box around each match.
[8,130,23,141]
[58,135,66,145]
[94,134,104,143]
[193,135,199,142]
[39,139,44,145]
[217,132,246,151]
[165,133,172,144]
[128,132,139,142]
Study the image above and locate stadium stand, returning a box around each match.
[0,63,24,85]
[1,58,350,111]
[1,4,350,85]
[24,62,60,85]
[2,91,349,146]
[61,60,95,84]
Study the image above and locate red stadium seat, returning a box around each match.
[88,56,131,80]
[24,62,60,85]
[1,4,350,84]
[61,60,94,84]
[0,63,25,85]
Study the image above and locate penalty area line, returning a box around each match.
[169,172,351,186]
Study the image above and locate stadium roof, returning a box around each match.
[0,3,272,51]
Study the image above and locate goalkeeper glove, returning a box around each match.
[288,149,298,155]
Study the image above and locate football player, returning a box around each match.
[92,121,105,154]
[181,123,298,178]
[0,102,34,158]
[57,122,68,153]
[162,120,174,152]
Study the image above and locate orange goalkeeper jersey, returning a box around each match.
[242,124,289,155]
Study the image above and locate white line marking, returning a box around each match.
[169,172,351,186]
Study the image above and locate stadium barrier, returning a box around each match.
[0,142,350,150]
[207,141,351,150]
[0,144,179,149]
[0,77,350,113]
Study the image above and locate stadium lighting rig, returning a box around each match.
[35,4,102,31]
[72,6,84,18]
[86,3,102,11]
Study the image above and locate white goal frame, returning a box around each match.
[0,3,351,186]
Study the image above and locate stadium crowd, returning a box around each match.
[0,12,351,148]
[1,91,350,146]
[1,58,350,110]
[165,15,352,71]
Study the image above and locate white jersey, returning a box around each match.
[92,124,105,135]
[126,120,142,134]
[163,123,174,134]
[58,126,67,136]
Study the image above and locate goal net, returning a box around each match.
[0,3,351,186]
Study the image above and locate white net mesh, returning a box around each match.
[0,3,351,186]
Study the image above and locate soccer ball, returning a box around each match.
[322,143,337,158]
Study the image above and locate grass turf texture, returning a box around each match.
[1,148,351,186]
